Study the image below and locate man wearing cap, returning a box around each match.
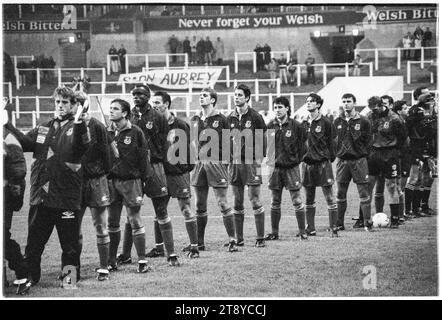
[75,91,112,281]
[334,93,373,231]
[190,87,237,252]
[405,87,438,218]
[151,91,199,258]
[227,84,267,248]
[117,84,180,267]
[6,86,90,285]
[300,93,339,237]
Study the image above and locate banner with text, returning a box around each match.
[118,68,223,90]
[3,20,90,32]
[143,7,437,31]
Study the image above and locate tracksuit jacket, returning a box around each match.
[227,106,267,163]
[6,117,90,210]
[406,103,438,158]
[301,113,336,164]
[368,108,406,150]
[130,103,168,164]
[267,117,306,168]
[334,112,372,160]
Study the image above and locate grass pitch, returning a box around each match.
[2,154,438,298]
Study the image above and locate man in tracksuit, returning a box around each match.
[151,91,199,259]
[334,93,373,231]
[3,111,31,294]
[405,90,438,218]
[107,98,151,273]
[366,95,407,228]
[76,91,112,281]
[228,84,267,248]
[264,96,308,240]
[118,84,179,267]
[7,86,90,285]
[301,93,339,237]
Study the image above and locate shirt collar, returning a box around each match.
[199,108,220,119]
[168,112,176,125]
[307,112,322,123]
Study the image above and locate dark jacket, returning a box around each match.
[190,109,228,163]
[7,117,90,210]
[334,112,371,160]
[81,116,111,179]
[164,113,195,175]
[130,103,169,164]
[267,117,306,168]
[368,108,406,150]
[302,113,336,164]
[406,104,438,158]
[108,121,149,181]
[227,106,267,163]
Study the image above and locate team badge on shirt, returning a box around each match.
[146,121,153,129]
[354,124,360,131]
[124,136,132,144]
[315,126,321,133]
[231,123,235,128]
[212,120,219,128]
[66,128,73,136]
[245,120,252,128]
[337,125,342,129]
[285,130,292,137]
[384,122,389,129]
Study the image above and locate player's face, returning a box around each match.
[132,92,149,107]
[399,104,409,117]
[273,103,288,120]
[151,95,168,115]
[199,90,212,107]
[234,89,247,108]
[109,102,125,122]
[54,95,76,119]
[306,97,319,112]
[342,97,355,113]
[381,98,391,110]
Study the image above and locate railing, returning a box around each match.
[234,51,290,73]
[108,53,189,75]
[15,67,106,90]
[2,82,13,102]
[354,46,437,70]
[406,60,435,84]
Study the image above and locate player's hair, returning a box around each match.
[368,96,381,108]
[154,91,172,109]
[307,93,323,108]
[392,100,407,114]
[235,84,251,102]
[52,86,76,104]
[131,84,151,99]
[74,91,88,106]
[380,95,394,106]
[111,98,131,119]
[342,93,356,103]
[201,87,218,107]
[273,96,291,117]
[413,86,428,100]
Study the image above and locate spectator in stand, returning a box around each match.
[263,43,271,66]
[182,36,191,65]
[47,56,56,81]
[190,36,197,65]
[109,45,119,74]
[278,54,288,85]
[287,57,298,85]
[305,53,316,85]
[168,34,180,64]
[423,27,432,47]
[118,44,127,74]
[352,54,362,76]
[3,52,15,84]
[214,37,225,66]
[254,44,264,71]
[204,36,214,65]
[414,26,424,41]
[196,37,205,64]
[171,7,179,16]
[161,6,170,16]
[267,58,278,89]
[414,34,422,61]
[402,32,413,60]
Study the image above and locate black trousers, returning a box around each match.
[4,207,28,280]
[25,205,80,283]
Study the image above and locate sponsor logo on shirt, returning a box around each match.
[355,124,360,131]
[315,126,321,133]
[146,121,153,129]
[66,128,73,136]
[61,211,75,219]
[285,130,292,137]
[212,120,219,128]
[245,121,252,128]
[124,136,131,145]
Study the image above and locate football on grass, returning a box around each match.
[372,212,390,228]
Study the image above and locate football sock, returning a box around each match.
[421,189,431,211]
[270,208,281,235]
[154,219,164,251]
[196,214,208,245]
[412,190,422,214]
[185,218,198,246]
[404,187,413,213]
[374,194,384,213]
[253,207,265,240]
[305,204,316,231]
[398,192,405,218]
[132,228,146,260]
[390,204,400,222]
[295,207,306,234]
[159,220,175,256]
[121,222,133,258]
[336,200,347,226]
[222,209,236,240]
[328,207,338,229]
[234,210,245,242]
[78,234,83,258]
[97,239,110,269]
[108,230,121,265]
[360,200,371,224]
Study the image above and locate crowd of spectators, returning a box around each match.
[402,26,433,60]
[167,35,225,66]
[14,54,56,86]
[108,44,127,74]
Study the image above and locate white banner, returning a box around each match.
[118,68,223,90]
